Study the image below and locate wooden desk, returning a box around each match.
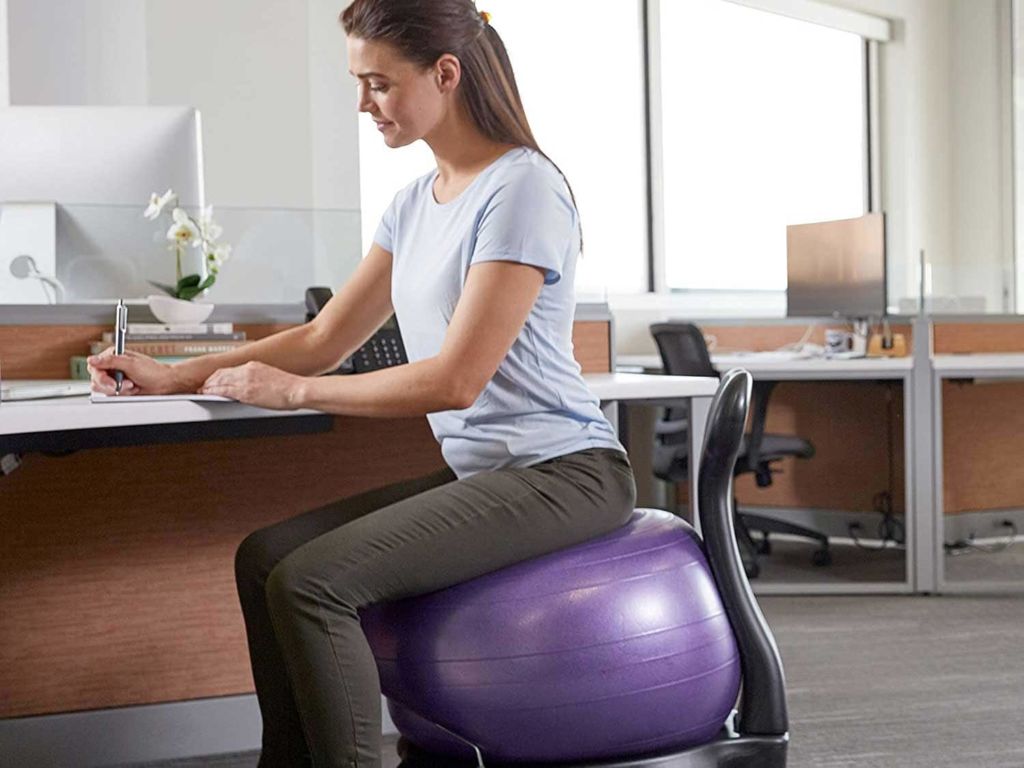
[0,390,332,454]
[617,353,915,595]
[618,352,912,379]
[0,366,715,743]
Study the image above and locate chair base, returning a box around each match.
[739,510,831,571]
[396,731,789,768]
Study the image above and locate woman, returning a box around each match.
[88,1,635,765]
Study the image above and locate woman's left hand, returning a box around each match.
[199,361,306,410]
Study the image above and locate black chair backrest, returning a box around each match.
[650,322,718,379]
[650,322,718,425]
[697,368,788,737]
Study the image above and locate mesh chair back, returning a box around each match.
[650,323,718,379]
[650,323,718,424]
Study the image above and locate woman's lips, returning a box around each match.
[376,121,394,132]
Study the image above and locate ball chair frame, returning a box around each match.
[398,369,789,768]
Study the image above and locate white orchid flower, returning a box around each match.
[198,205,223,243]
[207,243,232,272]
[144,189,176,220]
[166,207,200,246]
[146,189,230,296]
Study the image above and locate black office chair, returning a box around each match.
[650,322,829,578]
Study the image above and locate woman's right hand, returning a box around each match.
[87,348,188,396]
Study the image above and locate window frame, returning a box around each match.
[642,0,889,302]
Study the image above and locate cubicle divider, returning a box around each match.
[0,316,612,719]
[667,323,911,520]
[654,317,1024,594]
[931,319,1024,590]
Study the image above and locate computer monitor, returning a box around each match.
[786,212,886,319]
[0,106,205,302]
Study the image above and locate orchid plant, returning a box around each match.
[144,189,231,301]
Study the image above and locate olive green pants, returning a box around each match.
[234,447,636,768]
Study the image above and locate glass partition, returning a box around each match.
[0,204,362,305]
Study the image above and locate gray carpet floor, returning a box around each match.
[127,594,1024,768]
[741,536,1024,585]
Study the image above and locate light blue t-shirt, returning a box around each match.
[374,146,623,478]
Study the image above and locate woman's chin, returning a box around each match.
[382,131,418,149]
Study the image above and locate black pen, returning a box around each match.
[114,299,127,395]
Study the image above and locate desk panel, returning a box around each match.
[934,322,1024,354]
[622,353,908,517]
[933,349,1024,515]
[730,381,904,514]
[0,416,444,718]
[940,378,1024,515]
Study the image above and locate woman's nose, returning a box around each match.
[356,85,372,113]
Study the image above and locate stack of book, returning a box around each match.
[71,322,249,379]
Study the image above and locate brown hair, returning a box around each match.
[341,0,582,249]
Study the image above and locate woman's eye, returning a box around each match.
[369,84,389,93]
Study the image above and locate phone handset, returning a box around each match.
[303,286,408,375]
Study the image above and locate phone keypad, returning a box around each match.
[354,333,406,373]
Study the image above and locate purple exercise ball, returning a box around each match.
[360,508,741,763]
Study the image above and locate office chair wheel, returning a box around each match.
[811,547,832,567]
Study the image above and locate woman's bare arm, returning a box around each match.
[89,243,396,394]
[199,260,546,415]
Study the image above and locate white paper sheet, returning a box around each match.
[90,392,234,403]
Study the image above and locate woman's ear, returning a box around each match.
[435,53,462,94]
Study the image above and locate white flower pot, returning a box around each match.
[147,294,215,324]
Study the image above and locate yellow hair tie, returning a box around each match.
[480,10,492,24]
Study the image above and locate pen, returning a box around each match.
[114,299,127,395]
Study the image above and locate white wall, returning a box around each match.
[144,0,313,209]
[950,0,1012,310]
[7,0,148,106]
[3,0,363,302]
[307,0,365,290]
[0,0,10,106]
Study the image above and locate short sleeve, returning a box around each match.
[373,195,398,253]
[470,167,578,285]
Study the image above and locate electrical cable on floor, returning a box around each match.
[848,491,905,551]
[945,520,1017,556]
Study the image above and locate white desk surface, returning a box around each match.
[617,353,912,379]
[1,373,716,438]
[0,387,325,437]
[932,353,1024,376]
[582,372,718,400]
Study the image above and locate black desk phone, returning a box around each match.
[304,286,408,374]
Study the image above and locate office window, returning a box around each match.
[357,0,648,296]
[659,0,867,292]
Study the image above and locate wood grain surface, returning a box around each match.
[934,321,1024,353]
[941,379,1024,514]
[732,381,904,513]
